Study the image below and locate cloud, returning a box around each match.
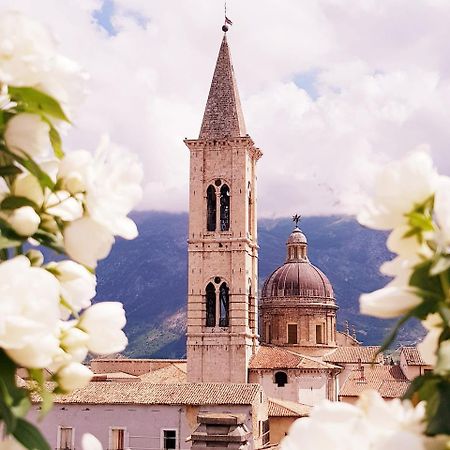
[3,0,450,216]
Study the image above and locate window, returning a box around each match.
[274,371,288,387]
[161,429,177,450]
[205,282,216,327]
[248,280,253,330]
[206,185,216,231]
[260,420,270,446]
[58,427,73,450]
[220,184,230,231]
[287,324,298,344]
[316,324,324,344]
[110,428,125,450]
[219,282,229,327]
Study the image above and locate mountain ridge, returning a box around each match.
[94,211,424,358]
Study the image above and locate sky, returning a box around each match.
[3,0,450,217]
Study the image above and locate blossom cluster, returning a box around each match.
[281,390,445,450]
[357,151,450,374]
[0,11,142,450]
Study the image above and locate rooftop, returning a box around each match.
[268,398,311,417]
[400,346,427,366]
[324,346,383,364]
[249,345,340,370]
[139,363,187,384]
[52,382,262,406]
[199,35,246,140]
[339,365,409,399]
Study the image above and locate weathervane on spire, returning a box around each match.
[292,214,301,227]
[222,0,233,32]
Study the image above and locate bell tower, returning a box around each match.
[184,30,262,383]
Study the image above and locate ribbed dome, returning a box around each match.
[261,261,334,299]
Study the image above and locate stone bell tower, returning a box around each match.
[184,30,262,383]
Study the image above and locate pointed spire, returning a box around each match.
[199,35,247,139]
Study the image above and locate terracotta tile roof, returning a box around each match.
[379,380,410,398]
[52,382,261,406]
[249,345,340,370]
[268,398,311,417]
[139,364,187,384]
[401,347,426,366]
[339,365,409,399]
[324,346,383,364]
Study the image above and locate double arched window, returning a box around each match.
[205,278,229,327]
[206,181,230,232]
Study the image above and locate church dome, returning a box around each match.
[261,226,335,301]
[262,262,334,299]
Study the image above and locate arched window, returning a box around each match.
[220,184,230,231]
[274,371,288,387]
[206,185,216,231]
[205,283,216,327]
[219,282,229,327]
[248,182,252,235]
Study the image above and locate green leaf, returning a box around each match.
[13,418,51,450]
[1,196,39,210]
[49,125,64,159]
[0,165,22,177]
[426,381,450,435]
[403,372,438,400]
[410,260,443,302]
[2,148,55,191]
[9,86,69,123]
[0,378,18,433]
[11,396,31,419]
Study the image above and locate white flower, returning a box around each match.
[12,172,45,207]
[79,302,127,354]
[418,313,443,366]
[360,285,422,318]
[358,391,426,447]
[57,362,92,391]
[358,151,438,230]
[47,260,96,316]
[58,136,143,239]
[4,113,51,158]
[0,12,86,112]
[0,256,61,367]
[281,391,430,450]
[434,176,450,246]
[281,399,369,450]
[6,333,60,369]
[64,217,115,268]
[81,434,103,450]
[386,226,433,262]
[45,190,83,221]
[7,206,40,236]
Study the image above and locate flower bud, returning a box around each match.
[4,113,51,158]
[25,249,44,266]
[8,206,40,236]
[79,302,127,354]
[57,362,92,391]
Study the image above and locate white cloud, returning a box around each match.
[2,0,450,216]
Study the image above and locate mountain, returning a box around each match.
[94,211,424,358]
